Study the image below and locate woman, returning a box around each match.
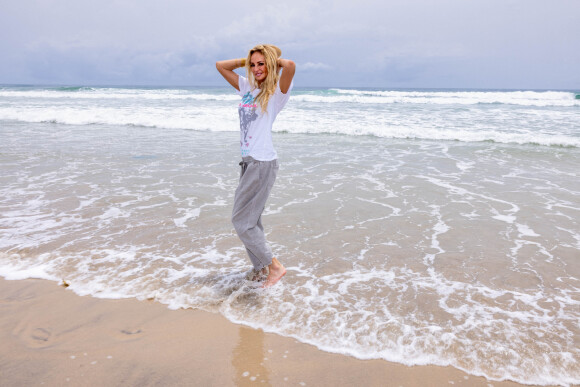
[216,44,296,287]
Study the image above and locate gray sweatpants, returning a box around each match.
[232,157,279,271]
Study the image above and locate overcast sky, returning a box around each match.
[1,0,578,89]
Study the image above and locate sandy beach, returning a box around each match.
[0,278,543,387]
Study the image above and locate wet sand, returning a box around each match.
[0,278,543,387]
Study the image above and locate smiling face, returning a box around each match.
[250,51,268,86]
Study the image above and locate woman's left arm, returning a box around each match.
[277,58,296,94]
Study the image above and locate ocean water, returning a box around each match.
[1,85,579,386]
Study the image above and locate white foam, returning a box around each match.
[0,261,58,281]
[327,89,580,107]
[1,86,579,147]
[0,88,239,102]
[516,224,540,237]
[174,208,201,227]
[492,214,516,223]
[98,207,128,220]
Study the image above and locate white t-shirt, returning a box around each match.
[237,75,293,161]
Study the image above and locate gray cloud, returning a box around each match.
[1,0,578,89]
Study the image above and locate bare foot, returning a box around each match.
[263,258,286,288]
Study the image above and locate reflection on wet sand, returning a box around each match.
[233,326,271,386]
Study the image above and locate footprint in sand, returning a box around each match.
[31,328,51,342]
[121,329,142,335]
[18,327,53,348]
[116,328,143,341]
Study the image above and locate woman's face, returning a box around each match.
[250,51,268,85]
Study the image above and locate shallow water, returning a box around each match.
[1,86,579,385]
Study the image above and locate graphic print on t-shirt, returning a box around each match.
[238,91,258,155]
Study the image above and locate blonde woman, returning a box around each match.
[216,44,296,287]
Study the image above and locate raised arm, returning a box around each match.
[277,58,296,94]
[216,58,246,91]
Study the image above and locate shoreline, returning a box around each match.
[0,278,543,387]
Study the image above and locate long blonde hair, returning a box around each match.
[245,44,282,112]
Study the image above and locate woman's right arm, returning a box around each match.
[216,58,246,91]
